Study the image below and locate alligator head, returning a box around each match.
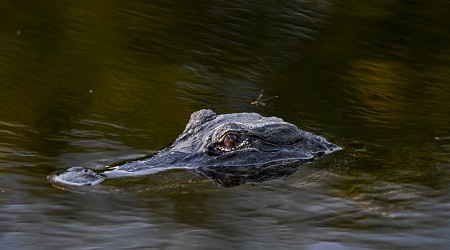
[49,109,341,187]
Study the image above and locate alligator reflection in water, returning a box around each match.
[49,109,341,188]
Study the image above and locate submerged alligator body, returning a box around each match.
[49,109,341,187]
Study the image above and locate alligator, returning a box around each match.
[49,109,341,187]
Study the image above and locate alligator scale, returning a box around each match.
[49,109,341,187]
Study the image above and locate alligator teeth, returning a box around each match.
[217,140,250,152]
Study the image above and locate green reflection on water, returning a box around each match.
[1,0,450,248]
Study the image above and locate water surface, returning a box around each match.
[1,0,450,249]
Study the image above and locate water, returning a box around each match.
[1,0,450,249]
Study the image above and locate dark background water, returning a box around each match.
[1,0,450,249]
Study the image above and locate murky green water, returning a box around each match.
[1,0,450,249]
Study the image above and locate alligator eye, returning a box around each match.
[222,132,239,147]
[210,131,250,154]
